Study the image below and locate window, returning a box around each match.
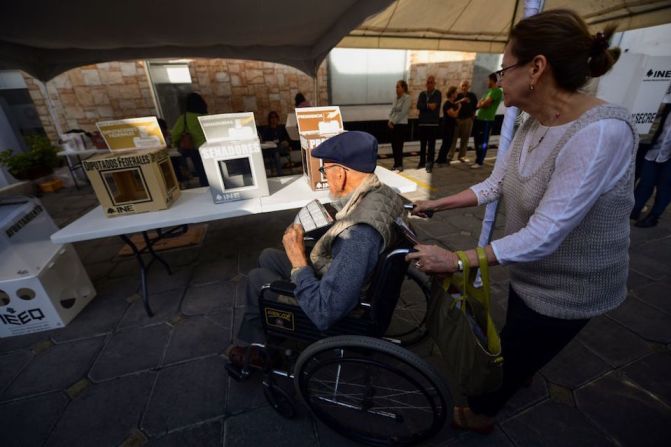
[146,62,193,130]
[329,49,407,105]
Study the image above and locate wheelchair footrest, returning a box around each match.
[225,362,253,382]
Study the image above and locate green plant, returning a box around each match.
[0,134,60,180]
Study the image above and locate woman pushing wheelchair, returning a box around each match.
[406,9,636,434]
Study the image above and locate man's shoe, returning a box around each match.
[452,406,495,435]
[470,163,482,169]
[458,157,470,163]
[224,344,274,371]
[426,163,433,173]
[635,214,659,228]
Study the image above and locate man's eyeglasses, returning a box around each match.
[318,164,349,175]
[494,62,523,81]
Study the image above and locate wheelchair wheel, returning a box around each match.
[385,266,430,346]
[263,379,296,419]
[294,335,449,446]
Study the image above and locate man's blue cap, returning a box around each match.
[312,131,378,173]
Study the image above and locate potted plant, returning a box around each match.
[0,134,60,180]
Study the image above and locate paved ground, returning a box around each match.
[1,148,670,447]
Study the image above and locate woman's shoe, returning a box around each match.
[451,406,495,435]
[635,214,659,228]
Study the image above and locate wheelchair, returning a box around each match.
[225,231,449,446]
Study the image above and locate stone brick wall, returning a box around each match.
[23,61,155,142]
[406,51,476,119]
[23,59,327,142]
[22,51,472,144]
[186,59,328,127]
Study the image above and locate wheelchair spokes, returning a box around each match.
[385,267,430,346]
[295,336,449,446]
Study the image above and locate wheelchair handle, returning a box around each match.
[404,203,434,218]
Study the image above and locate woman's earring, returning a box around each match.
[529,84,535,91]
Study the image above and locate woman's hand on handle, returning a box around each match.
[405,244,459,274]
[410,200,436,218]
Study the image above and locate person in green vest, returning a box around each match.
[170,92,209,187]
[471,74,503,169]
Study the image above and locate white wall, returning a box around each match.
[614,22,671,56]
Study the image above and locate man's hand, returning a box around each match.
[388,120,394,129]
[428,103,437,111]
[282,224,308,267]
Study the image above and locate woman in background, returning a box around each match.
[388,80,411,171]
[170,92,209,187]
[436,86,461,166]
[294,92,312,108]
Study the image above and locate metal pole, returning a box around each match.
[476,0,545,250]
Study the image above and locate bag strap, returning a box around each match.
[475,246,500,355]
[183,111,189,133]
[453,248,501,355]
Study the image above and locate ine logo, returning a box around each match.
[645,69,671,80]
[0,308,46,325]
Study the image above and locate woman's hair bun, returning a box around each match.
[588,25,620,78]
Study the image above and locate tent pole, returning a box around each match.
[314,63,320,106]
[475,0,545,268]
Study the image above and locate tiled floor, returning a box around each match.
[1,149,670,446]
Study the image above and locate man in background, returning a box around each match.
[452,80,478,163]
[416,75,442,173]
[471,74,503,169]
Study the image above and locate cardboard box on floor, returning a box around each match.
[295,107,344,191]
[83,117,180,217]
[197,113,269,203]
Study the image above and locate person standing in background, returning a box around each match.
[471,74,504,169]
[170,92,209,187]
[436,86,462,166]
[295,93,312,108]
[260,110,292,176]
[416,75,442,173]
[388,80,411,172]
[631,103,671,228]
[453,80,478,163]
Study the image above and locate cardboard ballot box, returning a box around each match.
[1,196,58,255]
[295,107,344,191]
[0,244,95,338]
[84,117,180,217]
[198,113,269,203]
[83,147,180,217]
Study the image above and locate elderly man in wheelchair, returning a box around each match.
[224,131,450,446]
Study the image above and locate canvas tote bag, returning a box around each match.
[426,247,503,396]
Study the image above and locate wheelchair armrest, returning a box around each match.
[263,280,297,297]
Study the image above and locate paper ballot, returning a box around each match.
[295,200,334,236]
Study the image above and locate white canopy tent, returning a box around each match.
[1,1,670,82]
[346,0,671,53]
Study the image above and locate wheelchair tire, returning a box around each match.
[384,266,431,346]
[263,380,296,419]
[294,335,450,447]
